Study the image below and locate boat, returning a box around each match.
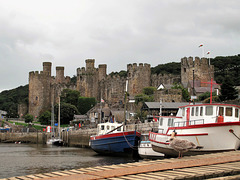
[47,98,63,146]
[46,137,63,146]
[138,134,164,159]
[89,122,141,156]
[149,103,240,157]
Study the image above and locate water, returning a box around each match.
[0,143,139,179]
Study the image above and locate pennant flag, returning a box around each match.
[199,44,203,48]
[207,51,210,55]
[101,98,104,103]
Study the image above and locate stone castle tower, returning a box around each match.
[127,63,151,96]
[76,59,106,99]
[29,62,74,117]
[181,57,214,86]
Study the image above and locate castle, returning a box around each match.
[28,57,214,118]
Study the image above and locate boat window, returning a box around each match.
[107,125,110,130]
[168,118,174,126]
[101,125,104,130]
[182,107,185,116]
[196,107,199,116]
[219,107,224,116]
[235,108,239,118]
[117,127,121,131]
[191,107,194,116]
[226,107,233,116]
[159,117,163,126]
[200,107,203,116]
[205,106,213,116]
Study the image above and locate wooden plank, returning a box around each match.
[31,174,50,178]
[50,172,68,176]
[59,171,77,175]
[41,173,59,177]
[122,175,151,180]
[13,176,32,180]
[138,173,165,179]
[68,169,85,174]
[148,172,181,179]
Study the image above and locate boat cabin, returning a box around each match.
[97,122,123,135]
[157,104,240,133]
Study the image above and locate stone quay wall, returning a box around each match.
[0,122,159,147]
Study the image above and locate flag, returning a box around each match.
[101,98,104,103]
[199,44,203,47]
[207,51,210,55]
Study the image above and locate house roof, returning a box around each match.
[144,102,189,109]
[188,80,220,89]
[74,115,88,119]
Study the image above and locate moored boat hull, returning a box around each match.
[149,122,240,157]
[90,131,141,156]
[138,141,164,159]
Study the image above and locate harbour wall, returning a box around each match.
[0,122,159,147]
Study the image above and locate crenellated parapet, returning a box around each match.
[181,56,214,85]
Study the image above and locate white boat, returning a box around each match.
[138,134,164,159]
[47,137,63,146]
[47,98,63,146]
[149,103,240,157]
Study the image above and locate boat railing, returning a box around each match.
[174,119,204,127]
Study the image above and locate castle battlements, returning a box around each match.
[127,63,151,70]
[29,57,214,118]
[181,56,214,85]
[181,56,211,68]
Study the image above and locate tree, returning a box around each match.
[0,85,28,117]
[135,94,154,105]
[151,62,181,75]
[39,111,52,125]
[219,76,238,101]
[78,97,97,114]
[60,89,80,108]
[171,83,190,102]
[143,87,156,96]
[24,114,34,123]
[55,103,79,125]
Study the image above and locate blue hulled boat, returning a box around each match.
[90,122,141,156]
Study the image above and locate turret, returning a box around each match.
[56,66,64,83]
[43,62,52,76]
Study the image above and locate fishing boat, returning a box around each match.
[149,103,240,157]
[138,134,164,159]
[89,122,141,156]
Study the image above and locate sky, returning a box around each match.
[0,0,240,92]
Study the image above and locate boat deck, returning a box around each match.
[2,151,240,180]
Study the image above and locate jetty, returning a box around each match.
[2,151,240,180]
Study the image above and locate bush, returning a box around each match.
[24,114,34,123]
[39,111,51,125]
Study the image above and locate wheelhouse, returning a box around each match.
[156,104,240,133]
[96,122,123,135]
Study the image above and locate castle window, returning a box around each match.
[184,68,186,72]
[36,96,38,100]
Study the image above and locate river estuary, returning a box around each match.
[0,143,140,179]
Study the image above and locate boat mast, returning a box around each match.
[58,97,61,139]
[51,102,54,138]
[124,79,128,129]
